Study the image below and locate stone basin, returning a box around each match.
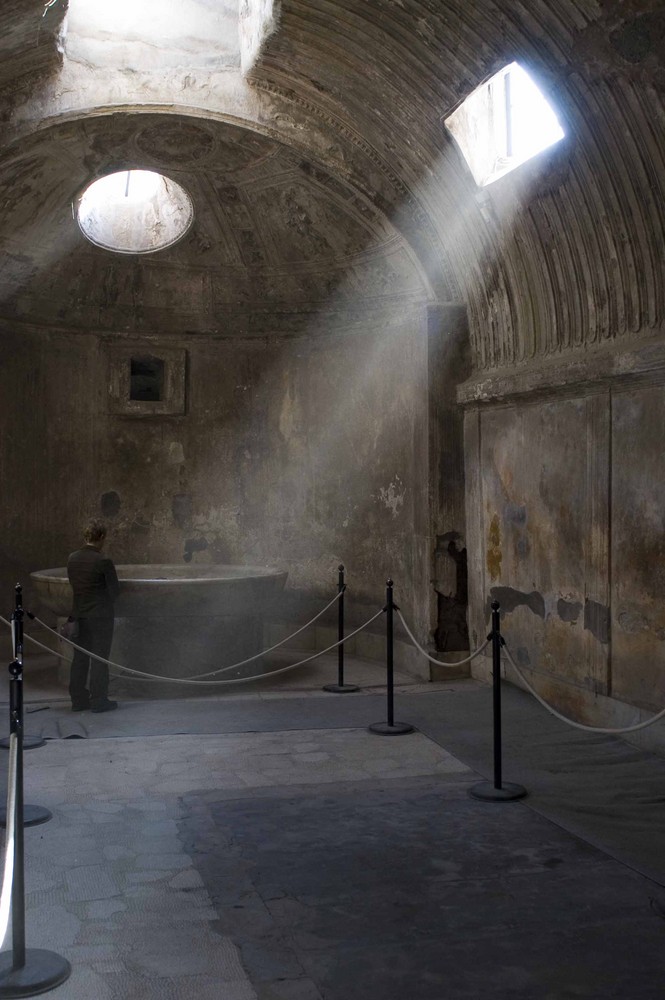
[30,564,288,683]
[30,564,288,618]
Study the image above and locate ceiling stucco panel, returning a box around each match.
[0,111,427,334]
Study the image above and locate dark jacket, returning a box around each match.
[67,545,120,619]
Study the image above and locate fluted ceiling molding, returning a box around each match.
[250,0,665,369]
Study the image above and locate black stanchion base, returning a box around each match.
[0,948,71,997]
[322,683,360,693]
[469,781,527,801]
[0,738,45,751]
[0,805,52,829]
[368,721,415,736]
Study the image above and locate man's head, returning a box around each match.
[83,519,107,549]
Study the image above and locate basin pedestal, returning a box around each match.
[112,612,265,681]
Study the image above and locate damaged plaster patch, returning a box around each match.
[101,491,121,518]
[610,12,665,64]
[618,610,665,640]
[374,477,405,518]
[341,500,359,529]
[183,536,208,562]
[584,599,610,645]
[489,587,546,619]
[168,441,185,464]
[279,380,297,440]
[558,598,582,624]
[617,610,648,635]
[486,514,502,581]
[172,493,193,530]
[516,646,531,667]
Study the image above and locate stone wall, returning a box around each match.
[0,307,431,641]
[3,0,664,716]
[461,343,665,740]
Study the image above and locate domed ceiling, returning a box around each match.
[0,113,428,337]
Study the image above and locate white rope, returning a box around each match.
[4,608,385,687]
[10,589,342,680]
[0,733,17,948]
[180,588,344,679]
[503,644,665,734]
[105,607,384,686]
[396,609,490,667]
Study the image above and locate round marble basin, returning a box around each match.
[30,565,288,683]
[30,564,288,618]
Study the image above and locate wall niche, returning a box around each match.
[107,343,186,416]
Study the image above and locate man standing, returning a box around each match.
[67,519,120,713]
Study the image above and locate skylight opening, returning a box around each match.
[75,170,194,255]
[445,62,565,187]
[64,0,241,71]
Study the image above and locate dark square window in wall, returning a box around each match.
[107,344,186,416]
[130,356,164,401]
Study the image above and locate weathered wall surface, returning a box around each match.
[611,385,665,710]
[0,113,426,340]
[427,305,471,655]
[2,0,664,714]
[0,308,430,636]
[463,365,665,729]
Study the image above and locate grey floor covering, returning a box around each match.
[2,667,665,998]
[20,679,665,887]
[182,774,665,1000]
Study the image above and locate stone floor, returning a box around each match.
[0,647,664,999]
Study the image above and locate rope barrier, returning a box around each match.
[0,586,72,991]
[0,733,17,948]
[28,588,344,682]
[1,607,386,687]
[396,609,490,667]
[503,643,665,735]
[10,583,665,729]
[2,588,343,681]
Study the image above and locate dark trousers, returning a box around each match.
[69,618,114,708]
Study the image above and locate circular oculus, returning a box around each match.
[75,169,194,254]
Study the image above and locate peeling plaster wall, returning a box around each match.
[612,386,665,710]
[2,0,664,716]
[427,305,471,654]
[0,308,430,640]
[463,376,665,738]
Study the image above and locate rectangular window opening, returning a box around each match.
[130,356,164,401]
[444,62,565,186]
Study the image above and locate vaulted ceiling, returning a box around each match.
[0,113,424,336]
[1,0,663,359]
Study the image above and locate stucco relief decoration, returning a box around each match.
[136,123,215,166]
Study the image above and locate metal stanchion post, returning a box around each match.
[469,600,527,802]
[0,585,71,997]
[323,565,359,693]
[0,609,45,754]
[0,596,50,828]
[369,579,414,736]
